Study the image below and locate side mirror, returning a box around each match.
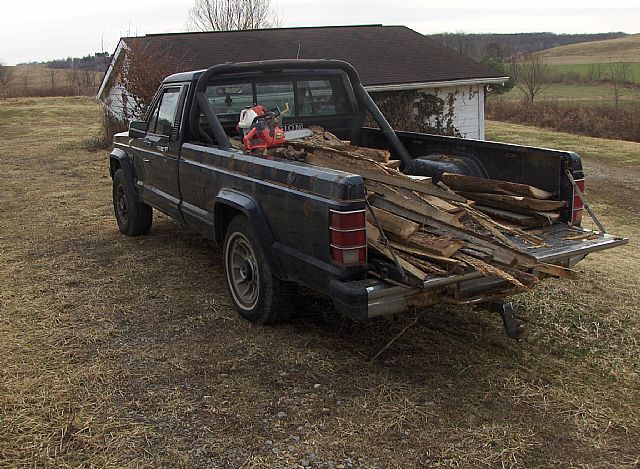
[129,120,147,138]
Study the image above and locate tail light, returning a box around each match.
[572,178,585,225]
[329,209,367,265]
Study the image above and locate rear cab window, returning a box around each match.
[203,75,352,133]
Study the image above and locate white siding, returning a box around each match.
[418,84,484,139]
[104,81,143,122]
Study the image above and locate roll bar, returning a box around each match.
[189,59,412,165]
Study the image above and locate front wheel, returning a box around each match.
[223,215,296,324]
[112,169,152,235]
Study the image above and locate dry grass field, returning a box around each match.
[541,33,640,64]
[0,65,103,98]
[1,97,639,468]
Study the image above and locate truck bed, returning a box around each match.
[332,224,627,320]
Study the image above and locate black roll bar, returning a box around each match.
[189,59,412,165]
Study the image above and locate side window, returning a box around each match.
[153,88,181,137]
[147,99,161,135]
[296,80,346,116]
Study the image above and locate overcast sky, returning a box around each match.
[1,0,639,64]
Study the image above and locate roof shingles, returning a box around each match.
[121,25,502,87]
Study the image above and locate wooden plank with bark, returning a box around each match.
[369,194,464,229]
[441,173,554,199]
[368,238,429,281]
[460,192,566,212]
[473,205,552,226]
[305,152,466,202]
[366,207,421,239]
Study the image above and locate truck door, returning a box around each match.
[131,85,185,220]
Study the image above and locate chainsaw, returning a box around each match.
[238,103,312,151]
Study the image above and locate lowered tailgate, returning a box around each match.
[507,224,628,267]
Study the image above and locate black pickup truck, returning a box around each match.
[109,59,626,336]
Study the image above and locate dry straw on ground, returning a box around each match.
[0,97,638,467]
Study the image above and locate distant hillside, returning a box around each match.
[18,52,111,72]
[428,32,628,59]
[541,34,640,64]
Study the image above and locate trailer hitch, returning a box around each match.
[480,300,526,340]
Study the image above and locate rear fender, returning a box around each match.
[214,189,286,280]
[109,149,140,202]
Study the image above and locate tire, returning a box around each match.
[223,215,296,324]
[112,168,152,236]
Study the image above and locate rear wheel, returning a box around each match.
[112,169,152,235]
[223,215,296,324]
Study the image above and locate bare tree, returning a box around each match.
[47,68,58,95]
[82,70,97,87]
[66,68,80,95]
[606,59,630,108]
[513,54,549,103]
[0,60,13,92]
[189,0,281,32]
[22,71,30,96]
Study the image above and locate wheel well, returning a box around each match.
[109,157,121,178]
[214,203,243,245]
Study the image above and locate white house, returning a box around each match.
[97,25,507,139]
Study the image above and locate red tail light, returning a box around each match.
[329,209,367,265]
[572,179,585,225]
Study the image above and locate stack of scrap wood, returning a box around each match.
[257,129,575,289]
[439,173,566,227]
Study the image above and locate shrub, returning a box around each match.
[369,90,462,136]
[83,105,128,151]
[486,99,640,142]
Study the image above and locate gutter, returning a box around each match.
[364,77,509,92]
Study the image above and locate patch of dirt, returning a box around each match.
[0,97,638,468]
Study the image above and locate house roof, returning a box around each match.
[98,25,506,99]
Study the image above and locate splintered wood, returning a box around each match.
[266,128,575,290]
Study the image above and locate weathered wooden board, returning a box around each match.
[305,153,466,202]
[460,192,566,212]
[441,173,554,200]
[366,207,421,239]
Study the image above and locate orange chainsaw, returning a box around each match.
[238,104,311,151]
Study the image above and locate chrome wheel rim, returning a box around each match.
[225,233,259,310]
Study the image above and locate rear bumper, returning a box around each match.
[330,271,494,320]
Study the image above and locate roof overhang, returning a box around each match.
[364,76,509,92]
[96,39,125,100]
